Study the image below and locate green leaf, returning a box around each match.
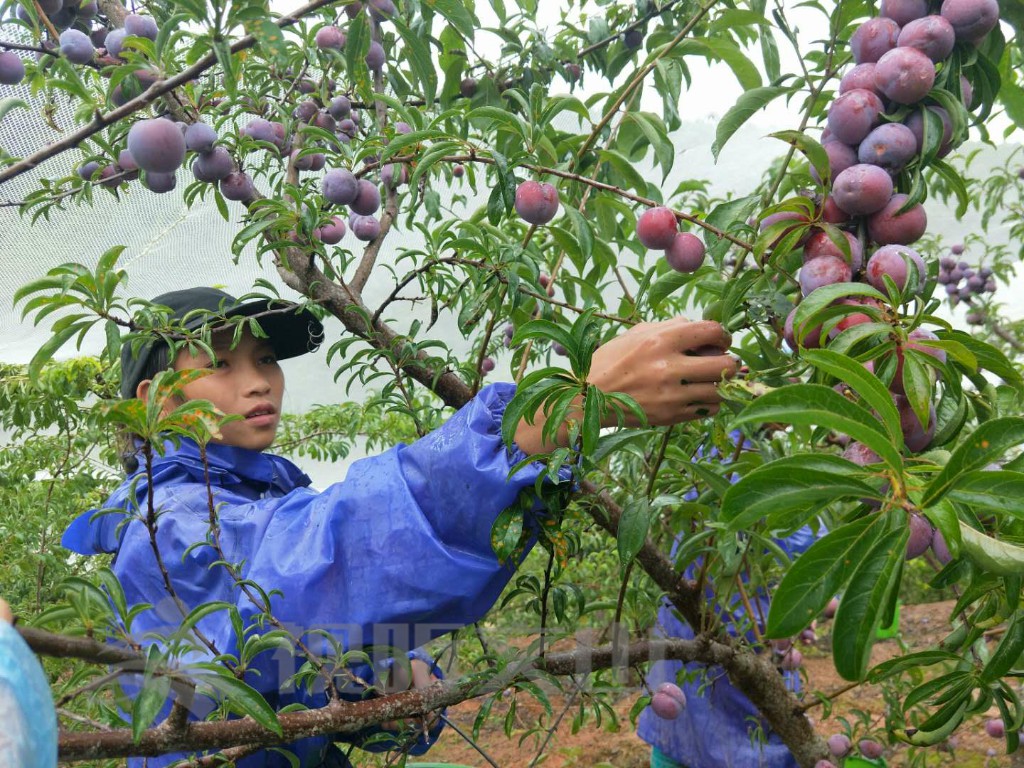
[722,460,882,532]
[766,514,887,639]
[769,130,830,185]
[945,331,1024,393]
[921,418,1024,508]
[731,384,903,472]
[801,349,901,444]
[869,650,963,682]
[393,15,437,106]
[832,522,908,681]
[982,610,1024,682]
[192,666,281,735]
[423,0,478,40]
[947,470,1024,519]
[0,97,29,123]
[617,498,650,571]
[958,522,1024,578]
[28,322,90,379]
[647,269,697,309]
[132,666,171,743]
[712,86,789,160]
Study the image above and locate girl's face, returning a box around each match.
[168,328,285,451]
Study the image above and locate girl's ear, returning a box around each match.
[135,379,152,402]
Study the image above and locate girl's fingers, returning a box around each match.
[675,383,723,403]
[664,320,733,353]
[677,403,722,421]
[674,354,739,383]
[0,599,11,623]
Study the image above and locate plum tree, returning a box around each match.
[636,206,678,249]
[3,1,1020,766]
[126,118,186,174]
[514,180,559,225]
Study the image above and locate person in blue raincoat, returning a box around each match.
[62,287,739,767]
[637,437,820,768]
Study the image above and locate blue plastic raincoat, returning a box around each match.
[62,383,564,767]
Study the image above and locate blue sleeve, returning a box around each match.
[110,383,567,669]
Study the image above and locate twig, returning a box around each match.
[438,714,501,768]
[577,0,687,58]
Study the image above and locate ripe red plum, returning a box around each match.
[803,229,863,272]
[800,255,852,297]
[127,118,186,174]
[827,89,885,145]
[858,122,918,172]
[829,298,880,339]
[904,106,954,156]
[779,648,803,670]
[839,63,882,97]
[832,164,893,216]
[328,95,351,120]
[985,719,1005,738]
[880,0,929,25]
[844,442,882,465]
[665,232,706,273]
[515,181,560,225]
[0,52,26,84]
[453,164,465,178]
[828,734,852,757]
[636,206,679,249]
[859,740,884,760]
[941,0,1000,42]
[867,193,928,245]
[850,17,901,64]
[459,77,478,98]
[480,357,496,374]
[874,47,936,104]
[823,597,839,619]
[784,307,823,350]
[810,141,858,185]
[821,195,850,224]
[897,15,956,61]
[906,513,933,559]
[350,179,382,215]
[865,245,927,293]
[623,28,644,49]
[78,160,100,180]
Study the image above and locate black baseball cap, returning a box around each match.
[120,287,324,399]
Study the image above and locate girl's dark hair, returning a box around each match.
[118,343,171,474]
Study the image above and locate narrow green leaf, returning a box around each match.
[802,349,901,444]
[769,130,830,184]
[132,669,171,743]
[766,515,887,639]
[617,498,650,570]
[712,86,789,160]
[731,384,903,471]
[723,464,881,532]
[921,418,1024,508]
[193,668,282,736]
[423,0,478,39]
[982,610,1024,682]
[958,522,1024,578]
[947,470,1024,519]
[832,523,908,681]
